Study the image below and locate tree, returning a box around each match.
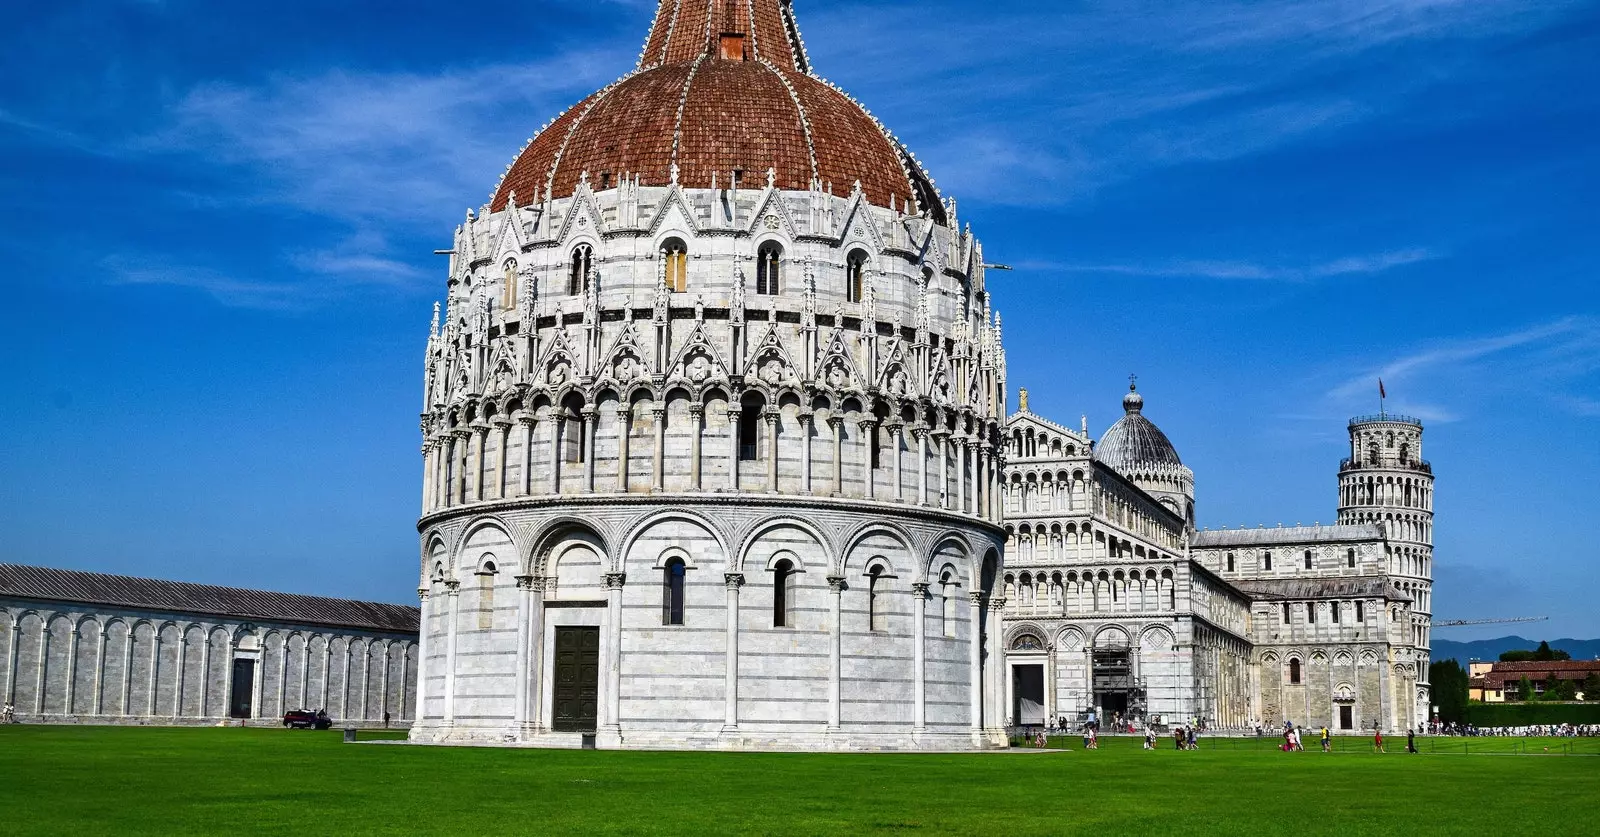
[1582,673,1600,701]
[1516,676,1536,702]
[1429,659,1469,722]
[1547,677,1578,702]
[1500,650,1536,662]
[1532,641,1571,662]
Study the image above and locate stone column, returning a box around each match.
[936,430,950,509]
[528,578,547,733]
[32,622,46,714]
[829,417,844,496]
[689,404,705,490]
[968,591,984,740]
[471,425,487,503]
[967,439,979,515]
[177,633,192,717]
[63,627,79,716]
[615,405,631,492]
[859,419,878,500]
[549,413,563,494]
[320,638,331,714]
[519,416,535,497]
[147,630,160,717]
[495,419,512,499]
[912,582,929,736]
[723,573,744,734]
[93,628,108,716]
[827,576,846,732]
[1044,642,1057,725]
[443,580,461,726]
[414,590,430,726]
[582,408,598,492]
[601,572,626,745]
[799,412,814,494]
[887,421,905,501]
[421,442,434,513]
[126,632,140,716]
[4,614,18,706]
[727,408,742,491]
[513,576,532,733]
[651,406,667,492]
[764,410,780,492]
[987,596,1008,736]
[453,431,471,506]
[378,645,391,724]
[916,427,930,506]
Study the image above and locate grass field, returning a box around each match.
[1,726,1596,836]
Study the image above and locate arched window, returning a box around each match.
[502,260,518,310]
[757,242,782,295]
[1289,658,1302,685]
[772,558,794,627]
[569,245,592,295]
[846,249,867,303]
[1304,550,1313,570]
[1367,443,1380,465]
[1398,443,1410,465]
[868,565,887,632]
[662,558,686,626]
[1226,553,1235,573]
[1347,548,1356,568]
[737,397,762,461]
[1263,552,1272,571]
[662,238,688,293]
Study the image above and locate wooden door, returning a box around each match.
[552,627,600,732]
[229,659,255,719]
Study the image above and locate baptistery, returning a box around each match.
[412,0,1008,750]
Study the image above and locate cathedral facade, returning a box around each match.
[1001,388,1434,733]
[411,0,1009,750]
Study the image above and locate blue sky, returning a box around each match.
[1,0,1595,642]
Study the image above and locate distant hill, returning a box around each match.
[1431,636,1600,666]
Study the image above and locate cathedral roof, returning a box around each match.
[1191,524,1385,548]
[489,0,941,219]
[1231,576,1413,602]
[1092,382,1184,474]
[0,563,419,634]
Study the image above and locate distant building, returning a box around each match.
[1001,384,1435,732]
[0,564,418,725]
[1468,660,1600,702]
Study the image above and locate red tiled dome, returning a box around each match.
[489,0,941,219]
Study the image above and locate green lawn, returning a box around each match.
[1,726,1595,836]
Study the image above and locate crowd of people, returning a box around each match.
[1432,721,1597,737]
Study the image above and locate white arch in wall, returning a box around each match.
[616,507,731,573]
[452,514,523,572]
[838,520,917,577]
[734,515,834,575]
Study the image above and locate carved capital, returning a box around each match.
[724,573,745,590]
[416,587,430,602]
[444,579,462,594]
[688,403,705,418]
[602,572,627,590]
[515,574,536,591]
[827,575,848,593]
[968,591,985,606]
[827,416,845,429]
[911,582,931,598]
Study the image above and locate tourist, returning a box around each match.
[383,710,391,729]
[1144,727,1156,750]
[1321,726,1331,753]
[1,702,13,723]
[1407,728,1416,754]
[1187,725,1198,750]
[1373,724,1386,753]
[1291,726,1303,752]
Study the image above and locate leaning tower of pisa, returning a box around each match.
[1337,413,1433,723]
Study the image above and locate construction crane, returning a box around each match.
[1433,616,1547,629]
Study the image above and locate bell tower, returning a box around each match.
[1337,412,1433,720]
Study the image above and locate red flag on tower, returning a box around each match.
[1379,379,1386,399]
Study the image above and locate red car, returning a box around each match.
[282,709,332,730]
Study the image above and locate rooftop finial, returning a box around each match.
[1122,375,1144,414]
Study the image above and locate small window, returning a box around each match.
[1289,658,1302,685]
[757,242,782,295]
[1282,603,1291,624]
[662,238,688,293]
[1356,601,1365,622]
[562,411,584,463]
[1307,602,1316,625]
[569,245,592,295]
[1347,548,1356,568]
[737,405,760,461]
[1304,551,1313,570]
[1263,552,1272,571]
[1226,553,1235,573]
[846,250,867,303]
[663,558,686,626]
[502,260,518,310]
[1168,587,1176,610]
[868,566,887,632]
[773,559,793,627]
[1332,602,1341,624]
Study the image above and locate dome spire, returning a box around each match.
[1123,374,1143,414]
[639,0,807,72]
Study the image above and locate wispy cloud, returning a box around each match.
[1046,248,1437,282]
[1327,317,1600,419]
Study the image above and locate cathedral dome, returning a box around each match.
[488,0,941,218]
[1094,383,1184,474]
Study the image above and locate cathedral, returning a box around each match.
[1002,386,1434,733]
[409,0,1434,749]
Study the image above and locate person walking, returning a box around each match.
[1373,723,1386,753]
[1407,727,1417,754]
[1321,726,1331,753]
[1144,727,1156,750]
[1187,725,1198,750]
[383,711,391,729]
